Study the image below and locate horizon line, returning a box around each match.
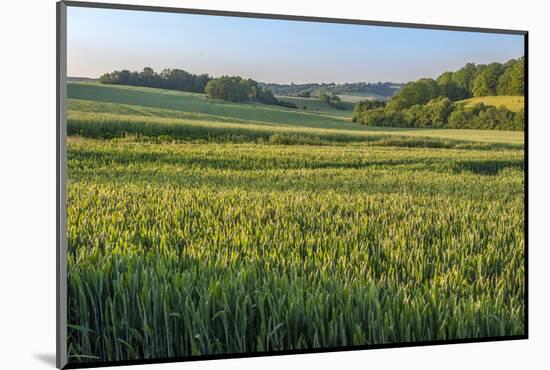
[67,54,524,86]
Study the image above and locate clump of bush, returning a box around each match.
[205,76,298,108]
[352,57,525,131]
[353,98,523,131]
[319,92,347,110]
[277,100,299,109]
[447,103,524,130]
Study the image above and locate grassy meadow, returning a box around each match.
[337,93,391,103]
[458,96,525,112]
[277,95,356,114]
[66,82,525,363]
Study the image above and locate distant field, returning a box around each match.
[458,96,525,112]
[68,82,351,128]
[337,93,390,103]
[68,83,523,146]
[276,95,355,115]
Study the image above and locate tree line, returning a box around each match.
[100,67,211,93]
[204,76,297,108]
[353,97,523,130]
[352,57,524,131]
[319,92,347,110]
[99,67,297,108]
[262,81,403,98]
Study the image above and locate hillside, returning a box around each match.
[457,96,524,112]
[337,93,391,103]
[67,76,99,83]
[276,95,355,115]
[68,82,353,129]
[67,82,523,146]
[260,81,403,99]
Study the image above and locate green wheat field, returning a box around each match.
[66,83,525,363]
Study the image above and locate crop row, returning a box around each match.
[67,141,524,362]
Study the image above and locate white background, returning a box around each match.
[0,0,548,368]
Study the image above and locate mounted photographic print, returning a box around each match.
[56,1,527,368]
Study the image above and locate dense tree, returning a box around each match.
[352,107,404,128]
[277,100,299,109]
[448,103,522,130]
[319,92,347,110]
[319,92,331,102]
[386,78,441,111]
[263,81,403,98]
[352,100,386,122]
[376,57,524,117]
[205,76,290,107]
[497,58,524,95]
[436,72,469,100]
[100,67,211,93]
[451,63,477,93]
[471,63,504,96]
[140,67,158,86]
[205,76,252,102]
[514,109,525,130]
[403,97,454,128]
[436,71,453,86]
[117,70,131,85]
[354,99,386,111]
[353,97,523,131]
[352,57,524,131]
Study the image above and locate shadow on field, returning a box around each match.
[454,159,524,176]
[68,147,428,171]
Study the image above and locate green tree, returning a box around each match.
[471,63,504,96]
[319,91,330,102]
[452,63,477,93]
[99,67,212,93]
[387,78,441,110]
[205,76,281,105]
[437,72,469,100]
[403,97,453,128]
[497,58,524,95]
[437,71,453,85]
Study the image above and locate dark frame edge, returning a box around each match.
[62,334,528,369]
[57,1,68,369]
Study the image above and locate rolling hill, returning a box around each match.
[276,95,355,115]
[457,96,524,112]
[68,82,353,129]
[67,82,523,147]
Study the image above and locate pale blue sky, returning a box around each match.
[67,6,524,84]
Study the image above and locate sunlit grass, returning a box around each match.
[67,139,525,363]
[65,83,525,364]
[457,96,525,112]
